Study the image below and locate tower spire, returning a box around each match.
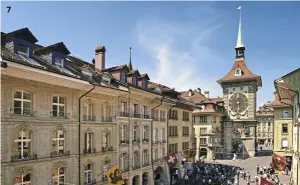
[128,47,133,70]
[235,6,245,59]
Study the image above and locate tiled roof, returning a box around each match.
[139,73,150,80]
[217,60,262,86]
[1,27,38,43]
[102,64,128,72]
[179,90,208,104]
[271,92,290,107]
[34,42,70,55]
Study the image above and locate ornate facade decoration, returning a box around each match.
[53,161,68,168]
[53,124,67,132]
[13,166,34,175]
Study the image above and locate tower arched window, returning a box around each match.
[235,68,242,76]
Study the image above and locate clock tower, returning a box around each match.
[217,6,262,158]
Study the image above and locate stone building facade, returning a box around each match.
[1,28,196,185]
[256,102,274,145]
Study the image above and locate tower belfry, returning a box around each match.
[235,6,245,59]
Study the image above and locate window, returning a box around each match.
[183,112,189,121]
[121,102,127,113]
[132,76,137,85]
[52,167,65,185]
[161,148,165,158]
[160,111,166,121]
[143,150,148,165]
[16,44,29,57]
[192,116,195,123]
[235,68,241,76]
[14,173,31,185]
[84,164,92,183]
[161,129,165,141]
[13,130,31,160]
[143,126,149,139]
[155,129,159,141]
[143,106,148,116]
[84,102,94,121]
[133,126,138,140]
[154,149,158,160]
[200,116,207,123]
[52,130,65,154]
[13,90,32,115]
[55,57,64,68]
[282,138,288,149]
[169,110,178,119]
[103,132,110,148]
[120,125,127,141]
[282,124,288,134]
[283,111,289,118]
[155,109,159,120]
[200,138,207,145]
[52,96,65,118]
[84,133,92,153]
[133,104,139,114]
[168,126,178,136]
[168,144,178,153]
[142,80,147,88]
[200,128,207,135]
[120,153,128,171]
[120,72,126,82]
[182,142,189,151]
[182,127,189,136]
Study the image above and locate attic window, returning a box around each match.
[132,77,137,85]
[235,68,242,76]
[142,80,147,88]
[55,57,64,68]
[16,44,29,57]
[155,87,162,94]
[82,71,92,78]
[120,72,126,83]
[102,74,111,84]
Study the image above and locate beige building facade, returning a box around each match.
[256,102,274,145]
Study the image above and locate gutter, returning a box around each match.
[150,96,165,182]
[78,84,95,185]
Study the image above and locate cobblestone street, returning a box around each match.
[215,155,290,185]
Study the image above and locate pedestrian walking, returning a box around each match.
[256,164,260,174]
[247,172,251,181]
[243,171,246,180]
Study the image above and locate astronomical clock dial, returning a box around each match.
[229,93,248,113]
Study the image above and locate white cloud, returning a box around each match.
[135,5,225,98]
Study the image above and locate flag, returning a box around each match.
[260,177,274,185]
[271,153,286,173]
[164,153,177,165]
[237,6,242,10]
[105,165,124,185]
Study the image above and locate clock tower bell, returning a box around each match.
[217,6,262,158]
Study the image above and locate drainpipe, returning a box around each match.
[78,84,95,185]
[150,96,164,183]
[167,103,176,185]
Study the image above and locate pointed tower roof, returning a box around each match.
[217,6,262,87]
[128,47,133,71]
[236,6,244,48]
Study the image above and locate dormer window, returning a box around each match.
[235,68,242,76]
[82,71,93,78]
[132,77,137,85]
[16,44,29,57]
[142,80,147,88]
[120,72,126,83]
[155,87,162,94]
[55,57,64,68]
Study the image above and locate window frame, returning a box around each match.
[13,173,31,185]
[52,130,65,154]
[16,44,29,57]
[13,130,31,159]
[120,72,126,82]
[52,167,65,185]
[52,95,66,118]
[84,164,92,183]
[282,123,288,134]
[55,57,64,68]
[13,90,32,116]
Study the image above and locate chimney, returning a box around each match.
[188,89,193,97]
[204,91,209,98]
[95,46,106,71]
[197,88,201,94]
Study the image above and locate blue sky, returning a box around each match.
[2,2,300,107]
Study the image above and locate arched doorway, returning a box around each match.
[132,175,140,185]
[154,166,165,185]
[199,148,208,159]
[142,172,148,185]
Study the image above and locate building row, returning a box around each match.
[273,68,300,185]
[1,28,196,185]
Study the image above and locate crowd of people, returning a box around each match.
[170,160,241,185]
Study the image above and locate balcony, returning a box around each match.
[83,148,96,154]
[169,117,178,120]
[132,138,141,143]
[119,112,129,117]
[121,168,129,173]
[102,146,114,152]
[102,116,112,122]
[84,179,96,185]
[83,115,96,121]
[142,138,149,143]
[160,118,166,122]
[143,162,149,167]
[141,114,150,119]
[153,117,159,121]
[50,150,70,157]
[11,153,37,162]
[133,113,140,118]
[120,140,130,145]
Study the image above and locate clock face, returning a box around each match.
[229,93,248,113]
